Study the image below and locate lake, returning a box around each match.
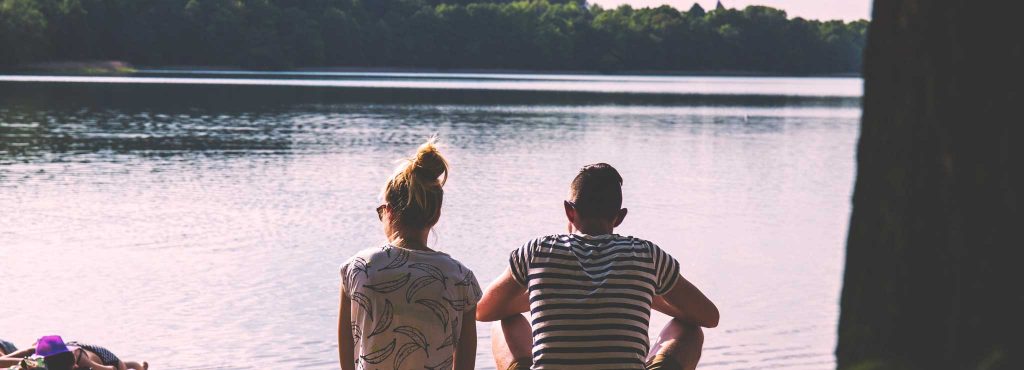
[0,72,861,369]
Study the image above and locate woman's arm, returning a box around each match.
[476,268,529,322]
[0,347,36,367]
[0,358,22,367]
[338,284,356,370]
[652,274,720,328]
[453,309,477,370]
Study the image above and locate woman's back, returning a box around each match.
[341,244,481,370]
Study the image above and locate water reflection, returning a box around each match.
[0,76,858,370]
[2,81,857,161]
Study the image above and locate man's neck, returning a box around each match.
[573,223,614,236]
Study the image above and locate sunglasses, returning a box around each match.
[376,204,387,221]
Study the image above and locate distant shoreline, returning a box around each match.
[1,61,862,78]
[4,61,137,75]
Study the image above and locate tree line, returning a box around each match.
[0,0,867,74]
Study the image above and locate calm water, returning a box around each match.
[0,73,860,369]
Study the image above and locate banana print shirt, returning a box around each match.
[340,244,482,370]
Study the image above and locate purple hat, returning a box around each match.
[35,335,71,357]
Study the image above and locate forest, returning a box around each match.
[0,0,868,73]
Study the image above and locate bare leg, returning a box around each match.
[647,319,704,370]
[491,314,533,370]
[123,361,148,370]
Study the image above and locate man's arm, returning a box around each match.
[338,284,356,370]
[652,274,720,328]
[476,268,530,322]
[453,309,477,370]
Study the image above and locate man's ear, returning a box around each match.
[612,208,628,227]
[564,201,576,224]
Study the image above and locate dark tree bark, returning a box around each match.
[837,0,1023,369]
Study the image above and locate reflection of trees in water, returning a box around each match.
[0,106,62,159]
[0,85,298,159]
[0,106,294,159]
[0,82,856,161]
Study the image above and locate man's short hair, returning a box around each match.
[569,163,623,220]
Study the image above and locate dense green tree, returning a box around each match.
[320,6,363,65]
[278,6,325,66]
[0,0,868,74]
[0,0,48,65]
[122,0,191,64]
[687,3,704,17]
[184,0,245,65]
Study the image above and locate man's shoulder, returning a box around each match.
[519,234,568,248]
[524,233,658,242]
[610,234,653,244]
[521,234,660,250]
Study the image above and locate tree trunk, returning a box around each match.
[836,0,1023,369]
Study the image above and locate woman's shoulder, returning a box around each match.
[426,254,482,301]
[341,245,378,261]
[339,246,390,271]
[342,245,466,272]
[412,252,479,288]
[409,250,468,274]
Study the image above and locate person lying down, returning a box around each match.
[0,335,147,370]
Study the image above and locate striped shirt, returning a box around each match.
[510,233,680,369]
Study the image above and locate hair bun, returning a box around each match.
[411,138,448,185]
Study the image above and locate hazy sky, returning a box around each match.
[588,0,872,21]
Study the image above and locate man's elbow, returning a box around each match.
[704,316,719,329]
[475,305,497,322]
[475,311,492,322]
[703,306,720,328]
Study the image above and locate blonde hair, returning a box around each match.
[382,137,449,230]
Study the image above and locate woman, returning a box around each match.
[65,341,148,370]
[0,336,147,370]
[338,138,481,370]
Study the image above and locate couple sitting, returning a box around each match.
[338,139,719,370]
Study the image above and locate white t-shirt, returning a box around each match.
[340,244,482,370]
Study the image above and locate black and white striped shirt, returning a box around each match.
[510,233,681,369]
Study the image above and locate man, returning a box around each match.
[477,163,719,370]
